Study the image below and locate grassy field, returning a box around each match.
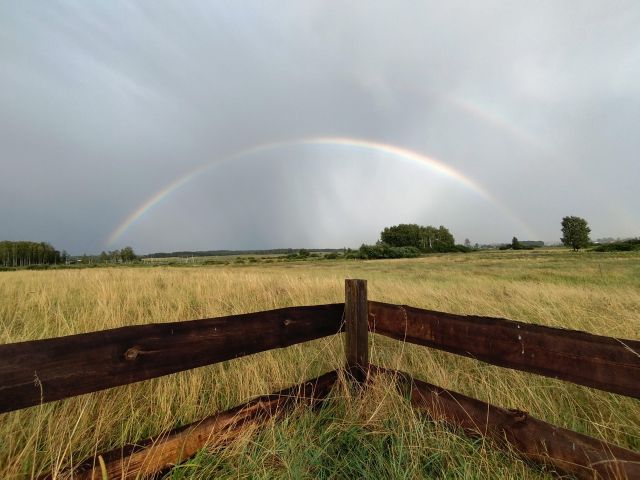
[1,249,639,479]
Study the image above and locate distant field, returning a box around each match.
[1,249,639,479]
[140,253,287,264]
[139,250,335,265]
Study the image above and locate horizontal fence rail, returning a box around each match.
[369,301,640,399]
[370,366,640,480]
[0,304,344,413]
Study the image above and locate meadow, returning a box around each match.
[1,249,639,479]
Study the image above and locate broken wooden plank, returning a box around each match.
[0,304,344,412]
[369,301,640,399]
[46,370,339,480]
[370,366,640,480]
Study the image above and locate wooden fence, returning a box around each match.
[0,280,638,479]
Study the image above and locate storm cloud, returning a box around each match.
[1,1,639,253]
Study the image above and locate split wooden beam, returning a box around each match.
[47,370,339,480]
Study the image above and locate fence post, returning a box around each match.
[345,279,369,382]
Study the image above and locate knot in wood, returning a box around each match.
[124,347,140,361]
[283,319,292,326]
[508,409,528,423]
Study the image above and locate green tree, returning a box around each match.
[511,236,521,250]
[561,216,591,251]
[380,224,422,249]
[434,226,455,252]
[380,223,456,253]
[0,240,61,267]
[120,246,137,263]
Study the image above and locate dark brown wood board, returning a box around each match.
[0,303,344,412]
[370,366,640,480]
[369,301,640,398]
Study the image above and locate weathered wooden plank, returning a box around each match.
[345,279,368,382]
[369,301,640,399]
[0,304,344,413]
[370,366,640,480]
[47,370,339,480]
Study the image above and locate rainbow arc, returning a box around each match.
[106,137,536,247]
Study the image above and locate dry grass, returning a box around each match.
[0,249,638,478]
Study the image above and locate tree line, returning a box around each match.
[97,247,137,263]
[355,216,599,260]
[0,242,140,268]
[355,224,468,259]
[380,224,457,252]
[0,241,66,267]
[0,216,625,269]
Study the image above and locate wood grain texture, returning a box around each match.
[370,366,640,480]
[47,370,339,480]
[0,304,344,413]
[345,279,368,381]
[369,301,640,398]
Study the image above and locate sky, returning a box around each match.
[1,1,639,254]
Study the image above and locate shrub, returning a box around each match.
[592,238,640,252]
[357,243,421,260]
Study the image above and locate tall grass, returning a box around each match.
[0,249,638,478]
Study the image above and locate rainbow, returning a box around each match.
[445,94,541,149]
[106,136,536,246]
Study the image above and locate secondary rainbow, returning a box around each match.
[106,136,536,246]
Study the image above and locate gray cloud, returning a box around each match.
[1,1,639,253]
